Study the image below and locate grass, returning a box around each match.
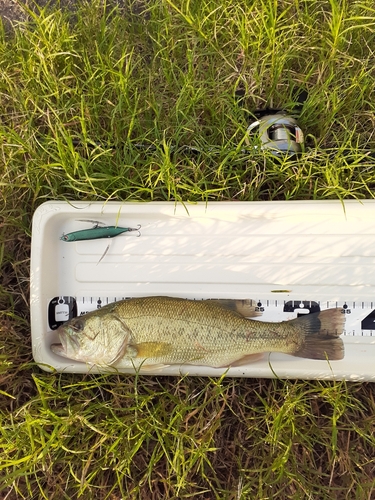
[1,0,375,498]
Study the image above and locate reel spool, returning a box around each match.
[236,87,308,157]
[247,112,304,156]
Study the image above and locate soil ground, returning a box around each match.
[0,0,140,32]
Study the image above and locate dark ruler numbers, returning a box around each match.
[341,303,351,314]
[361,309,375,330]
[283,300,320,316]
[255,301,264,312]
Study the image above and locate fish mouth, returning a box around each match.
[51,328,74,359]
[51,343,67,357]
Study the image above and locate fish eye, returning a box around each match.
[71,319,84,332]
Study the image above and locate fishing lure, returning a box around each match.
[60,220,141,242]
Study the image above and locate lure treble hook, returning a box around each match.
[126,224,141,237]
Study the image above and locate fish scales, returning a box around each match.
[113,297,301,366]
[51,296,345,368]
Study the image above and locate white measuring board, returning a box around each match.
[30,200,375,380]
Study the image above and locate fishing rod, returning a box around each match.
[68,86,308,159]
[70,86,375,161]
[71,114,304,159]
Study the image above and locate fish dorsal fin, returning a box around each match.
[207,299,262,318]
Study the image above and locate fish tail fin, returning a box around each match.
[290,309,345,360]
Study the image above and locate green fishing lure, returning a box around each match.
[61,221,141,242]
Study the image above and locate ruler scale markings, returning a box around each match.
[46,296,375,338]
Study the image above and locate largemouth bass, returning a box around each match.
[51,296,345,368]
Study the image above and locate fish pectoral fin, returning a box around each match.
[222,353,265,368]
[130,341,174,359]
[207,299,262,318]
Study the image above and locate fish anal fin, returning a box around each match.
[207,299,261,318]
[219,353,265,368]
[139,363,170,372]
